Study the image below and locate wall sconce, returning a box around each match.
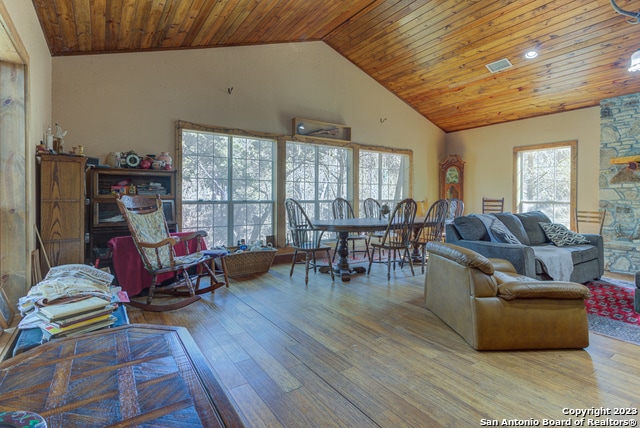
[629,49,640,72]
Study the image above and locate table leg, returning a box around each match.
[328,231,366,281]
[334,231,352,281]
[410,227,422,262]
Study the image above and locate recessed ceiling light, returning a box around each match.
[629,49,640,72]
[525,50,538,59]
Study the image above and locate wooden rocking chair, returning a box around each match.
[116,194,225,311]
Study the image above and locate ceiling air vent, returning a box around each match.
[485,58,513,73]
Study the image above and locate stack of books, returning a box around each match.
[36,296,117,340]
[137,182,167,195]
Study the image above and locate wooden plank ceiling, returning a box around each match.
[32,0,640,132]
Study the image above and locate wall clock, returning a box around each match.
[439,154,464,201]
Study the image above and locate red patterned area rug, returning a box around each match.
[584,278,640,345]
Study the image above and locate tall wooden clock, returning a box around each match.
[439,155,464,201]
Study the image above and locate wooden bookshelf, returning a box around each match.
[86,167,177,262]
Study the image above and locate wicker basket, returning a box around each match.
[219,247,277,279]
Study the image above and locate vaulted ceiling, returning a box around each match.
[31,0,640,132]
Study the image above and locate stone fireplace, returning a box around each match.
[600,92,640,274]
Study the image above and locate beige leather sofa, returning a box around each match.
[425,242,590,350]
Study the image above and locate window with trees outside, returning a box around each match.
[177,121,413,248]
[359,150,410,212]
[180,126,275,248]
[514,141,576,227]
[285,142,350,239]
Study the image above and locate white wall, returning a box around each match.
[52,42,446,203]
[446,107,601,214]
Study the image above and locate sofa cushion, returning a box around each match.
[534,245,599,276]
[493,269,531,285]
[470,214,521,244]
[498,281,590,301]
[515,211,552,245]
[563,244,600,264]
[488,218,521,244]
[426,241,495,275]
[539,222,590,246]
[493,213,530,245]
[453,216,489,241]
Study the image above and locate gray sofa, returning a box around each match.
[445,211,604,284]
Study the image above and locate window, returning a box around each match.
[180,126,275,247]
[178,121,413,248]
[285,141,350,221]
[359,150,410,210]
[514,141,577,226]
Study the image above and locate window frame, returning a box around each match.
[358,148,411,210]
[176,121,280,247]
[513,140,577,228]
[284,140,353,222]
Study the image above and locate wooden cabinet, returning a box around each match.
[86,167,177,260]
[37,154,88,274]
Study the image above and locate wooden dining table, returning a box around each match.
[310,217,389,281]
[310,216,431,281]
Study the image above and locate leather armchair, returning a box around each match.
[424,242,590,350]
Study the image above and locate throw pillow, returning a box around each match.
[539,222,590,246]
[490,218,521,244]
[493,212,530,245]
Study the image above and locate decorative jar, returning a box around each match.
[106,152,121,167]
[140,158,152,169]
[158,152,172,169]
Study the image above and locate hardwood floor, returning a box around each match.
[127,262,640,427]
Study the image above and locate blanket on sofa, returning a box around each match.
[531,246,574,281]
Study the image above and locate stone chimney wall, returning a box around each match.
[600,92,640,274]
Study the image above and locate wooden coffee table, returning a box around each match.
[0,324,244,427]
